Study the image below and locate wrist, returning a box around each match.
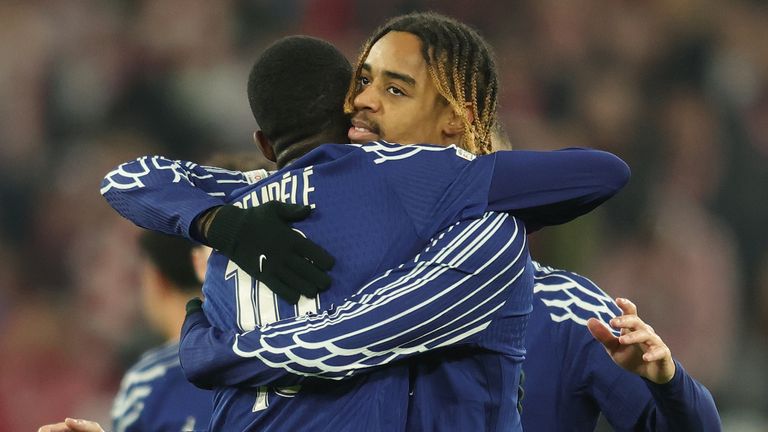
[185,297,204,316]
[645,359,681,387]
[205,205,245,253]
[193,206,223,245]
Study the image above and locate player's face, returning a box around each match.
[349,31,458,146]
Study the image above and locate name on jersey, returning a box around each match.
[233,166,316,209]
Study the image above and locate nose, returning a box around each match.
[353,83,380,112]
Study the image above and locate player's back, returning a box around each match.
[111,342,212,432]
[200,142,532,431]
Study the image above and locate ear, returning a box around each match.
[442,102,475,138]
[191,245,212,284]
[254,130,276,163]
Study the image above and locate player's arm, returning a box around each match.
[363,142,628,238]
[587,299,722,431]
[101,156,334,303]
[179,212,529,388]
[100,155,263,240]
[485,148,630,231]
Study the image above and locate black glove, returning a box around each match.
[186,297,204,316]
[205,202,335,304]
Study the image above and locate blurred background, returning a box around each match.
[0,0,766,430]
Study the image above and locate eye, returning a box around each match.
[387,86,405,96]
[358,76,371,87]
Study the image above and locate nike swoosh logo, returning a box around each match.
[259,254,267,272]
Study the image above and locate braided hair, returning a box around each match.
[344,12,499,155]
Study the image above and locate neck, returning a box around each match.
[276,131,348,169]
[276,140,321,169]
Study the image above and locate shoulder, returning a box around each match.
[118,342,181,390]
[532,261,621,331]
[349,141,476,164]
[132,342,180,370]
[112,342,182,425]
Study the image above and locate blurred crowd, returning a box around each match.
[0,0,766,430]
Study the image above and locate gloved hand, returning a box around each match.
[204,201,334,304]
[186,297,204,316]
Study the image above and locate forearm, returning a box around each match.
[180,213,529,388]
[179,303,306,389]
[487,148,630,230]
[640,360,722,431]
[100,156,251,240]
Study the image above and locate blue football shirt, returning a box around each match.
[102,142,629,431]
[111,342,211,432]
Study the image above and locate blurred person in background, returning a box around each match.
[37,232,213,432]
[109,231,212,432]
[38,153,272,432]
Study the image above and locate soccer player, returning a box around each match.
[178,14,719,430]
[102,25,628,432]
[37,232,217,432]
[109,232,213,432]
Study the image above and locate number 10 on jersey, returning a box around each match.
[224,260,320,411]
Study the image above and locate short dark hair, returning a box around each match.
[345,12,499,155]
[138,231,199,292]
[248,36,352,160]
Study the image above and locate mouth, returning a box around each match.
[348,117,380,143]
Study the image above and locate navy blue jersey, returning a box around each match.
[519,262,721,431]
[111,342,212,432]
[181,211,531,431]
[173,261,723,432]
[101,143,629,241]
[101,142,629,431]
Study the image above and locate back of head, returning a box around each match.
[346,12,499,155]
[248,36,353,165]
[138,231,200,292]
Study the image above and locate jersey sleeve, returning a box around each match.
[633,361,722,431]
[100,156,266,240]
[355,142,630,238]
[179,212,530,388]
[588,348,721,431]
[486,148,630,231]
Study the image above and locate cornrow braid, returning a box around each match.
[344,11,499,155]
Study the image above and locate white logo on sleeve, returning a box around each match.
[259,254,267,272]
